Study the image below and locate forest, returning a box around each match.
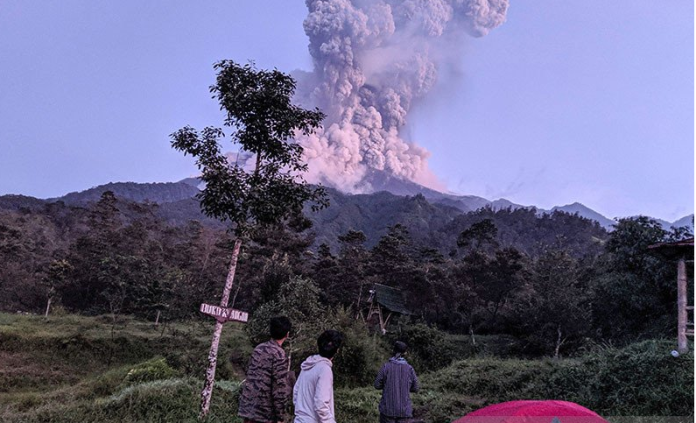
[1,189,691,358]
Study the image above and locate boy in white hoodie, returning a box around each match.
[293,330,344,423]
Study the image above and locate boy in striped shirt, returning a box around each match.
[374,341,420,423]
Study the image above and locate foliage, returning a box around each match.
[457,218,499,254]
[2,313,691,422]
[329,308,390,388]
[593,217,683,341]
[0,189,690,355]
[419,339,693,419]
[516,248,592,357]
[245,276,328,371]
[170,61,327,235]
[246,277,389,387]
[122,357,179,385]
[388,323,457,372]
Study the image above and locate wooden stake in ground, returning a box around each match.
[677,257,688,354]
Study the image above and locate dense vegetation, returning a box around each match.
[0,313,692,422]
[1,187,693,421]
[1,189,691,356]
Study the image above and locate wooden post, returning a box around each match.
[199,238,243,419]
[44,297,52,318]
[677,258,688,353]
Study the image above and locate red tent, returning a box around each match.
[452,400,609,423]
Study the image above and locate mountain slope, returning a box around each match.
[50,182,200,205]
[1,176,691,234]
[552,202,617,229]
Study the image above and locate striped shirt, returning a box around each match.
[374,357,420,418]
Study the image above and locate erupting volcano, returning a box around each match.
[292,0,509,193]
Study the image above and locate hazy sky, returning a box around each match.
[0,1,693,221]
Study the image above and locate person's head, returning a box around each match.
[393,340,408,356]
[317,329,344,360]
[270,316,292,341]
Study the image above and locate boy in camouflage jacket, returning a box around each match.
[238,316,292,423]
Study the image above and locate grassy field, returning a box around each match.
[0,312,692,422]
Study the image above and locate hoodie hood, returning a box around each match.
[389,356,408,364]
[300,354,332,371]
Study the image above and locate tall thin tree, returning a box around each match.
[170,60,327,419]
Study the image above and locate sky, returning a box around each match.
[0,1,693,221]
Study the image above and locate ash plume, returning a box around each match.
[294,0,509,193]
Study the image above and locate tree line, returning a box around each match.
[0,191,690,357]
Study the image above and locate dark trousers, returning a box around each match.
[379,414,412,423]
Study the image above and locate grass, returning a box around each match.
[0,313,693,422]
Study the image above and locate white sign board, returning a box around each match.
[200,303,249,323]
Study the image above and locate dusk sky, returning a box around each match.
[0,1,693,221]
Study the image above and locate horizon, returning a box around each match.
[3,175,693,224]
[0,1,693,221]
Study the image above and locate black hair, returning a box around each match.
[393,340,408,355]
[270,316,292,340]
[317,329,344,359]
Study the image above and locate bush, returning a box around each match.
[123,357,178,385]
[330,308,390,388]
[419,339,694,418]
[388,323,457,372]
[573,339,693,415]
[245,276,328,374]
[2,378,243,423]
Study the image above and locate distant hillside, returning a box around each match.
[50,182,200,205]
[363,170,506,213]
[552,202,617,229]
[1,177,691,237]
[672,215,695,229]
[0,194,47,211]
[309,189,463,251]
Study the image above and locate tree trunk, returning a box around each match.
[355,283,363,320]
[554,324,562,360]
[44,297,52,318]
[469,323,477,347]
[155,310,161,326]
[199,237,243,419]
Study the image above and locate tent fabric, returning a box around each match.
[452,400,609,423]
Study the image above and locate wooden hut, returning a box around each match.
[649,237,694,353]
[366,283,411,334]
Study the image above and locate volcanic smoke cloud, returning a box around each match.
[293,0,509,193]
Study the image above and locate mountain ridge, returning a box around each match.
[1,177,692,232]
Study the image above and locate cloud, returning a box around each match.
[294,0,509,193]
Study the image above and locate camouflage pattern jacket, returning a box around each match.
[238,340,291,422]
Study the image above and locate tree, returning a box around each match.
[316,230,368,309]
[593,216,678,341]
[42,259,73,317]
[246,276,327,372]
[170,60,327,418]
[457,218,499,255]
[519,249,591,358]
[463,247,529,331]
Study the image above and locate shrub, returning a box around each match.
[574,339,693,415]
[330,308,390,388]
[245,276,328,372]
[389,323,457,372]
[123,357,178,385]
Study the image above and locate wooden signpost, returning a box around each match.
[198,294,249,419]
[198,238,246,419]
[200,303,249,324]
